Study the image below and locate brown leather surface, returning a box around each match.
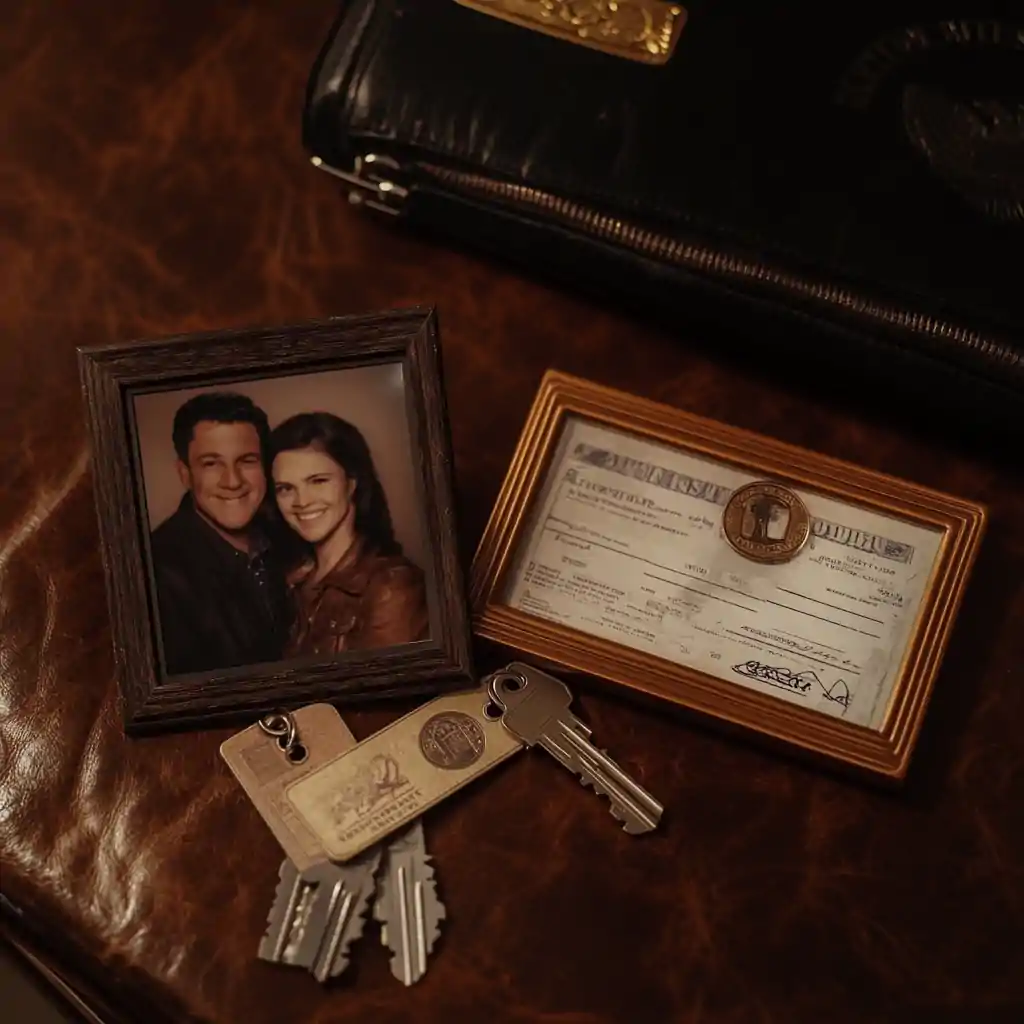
[1,3,1023,1023]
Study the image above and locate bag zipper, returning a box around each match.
[311,152,1024,378]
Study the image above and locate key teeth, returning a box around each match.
[388,909,445,986]
[376,875,445,984]
[258,860,303,963]
[373,822,446,983]
[575,768,660,835]
[269,859,296,903]
[321,885,375,981]
[609,803,636,833]
[372,883,389,926]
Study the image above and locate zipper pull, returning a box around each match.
[310,153,409,216]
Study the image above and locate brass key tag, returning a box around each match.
[220,704,356,871]
[285,689,524,863]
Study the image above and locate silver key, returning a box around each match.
[373,819,445,985]
[260,848,380,982]
[486,662,663,835]
[259,859,313,967]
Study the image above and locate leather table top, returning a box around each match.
[1,3,1022,1022]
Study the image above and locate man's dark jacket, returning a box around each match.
[149,495,290,676]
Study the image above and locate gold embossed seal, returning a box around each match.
[419,711,486,770]
[723,482,811,564]
[454,0,687,65]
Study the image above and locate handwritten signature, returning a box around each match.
[732,661,852,711]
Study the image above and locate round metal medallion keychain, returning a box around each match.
[723,481,811,564]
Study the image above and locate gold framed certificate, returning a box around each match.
[469,372,986,781]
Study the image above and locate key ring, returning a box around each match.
[485,667,527,702]
[258,710,307,764]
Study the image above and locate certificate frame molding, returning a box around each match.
[469,371,986,781]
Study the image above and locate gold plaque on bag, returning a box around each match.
[455,1,687,65]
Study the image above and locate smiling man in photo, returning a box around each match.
[149,392,290,676]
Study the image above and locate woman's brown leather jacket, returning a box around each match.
[286,538,429,656]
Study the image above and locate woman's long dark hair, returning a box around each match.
[269,412,401,564]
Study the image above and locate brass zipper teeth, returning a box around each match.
[420,163,1023,374]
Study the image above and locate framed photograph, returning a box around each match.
[470,371,986,781]
[79,308,472,733]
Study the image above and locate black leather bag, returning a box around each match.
[303,0,1024,440]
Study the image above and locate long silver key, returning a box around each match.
[373,819,445,985]
[486,662,663,835]
[260,847,380,982]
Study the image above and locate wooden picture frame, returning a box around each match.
[79,308,472,734]
[470,371,986,781]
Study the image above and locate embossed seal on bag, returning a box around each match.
[419,712,486,769]
[454,0,687,65]
[835,18,1024,224]
[723,481,811,564]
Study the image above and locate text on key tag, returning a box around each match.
[284,689,524,863]
[219,704,356,871]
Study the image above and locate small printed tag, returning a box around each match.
[284,689,524,862]
[220,704,356,871]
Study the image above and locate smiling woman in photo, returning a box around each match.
[269,411,429,657]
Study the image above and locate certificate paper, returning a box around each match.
[503,417,944,730]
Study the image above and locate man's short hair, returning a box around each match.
[172,392,271,463]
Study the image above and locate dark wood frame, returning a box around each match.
[78,307,473,734]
